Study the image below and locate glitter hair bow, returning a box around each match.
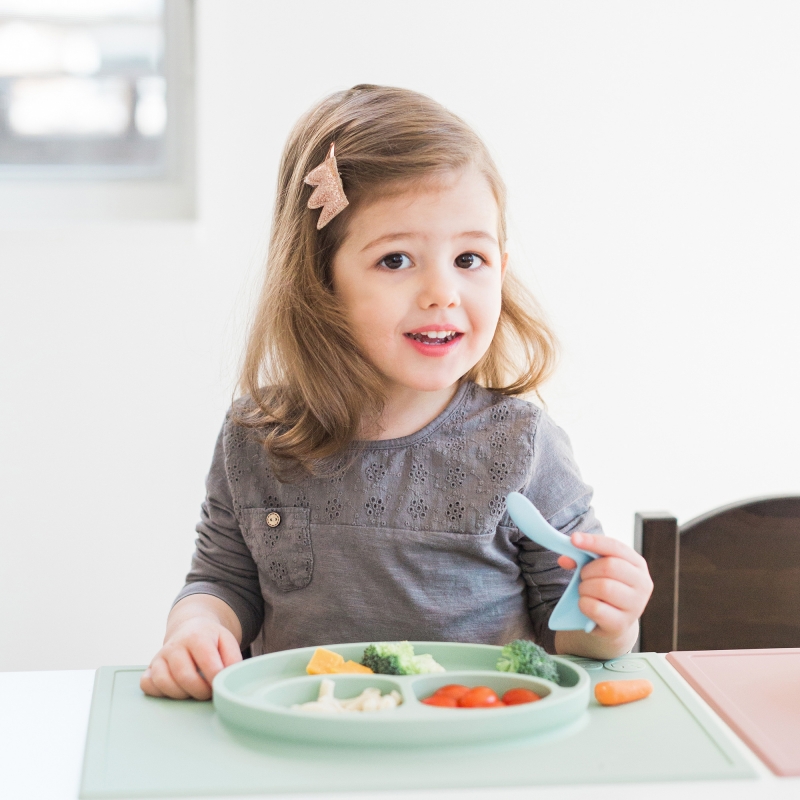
[304,142,349,229]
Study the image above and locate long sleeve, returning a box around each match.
[173,417,265,649]
[516,410,603,653]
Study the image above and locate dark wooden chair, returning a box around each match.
[634,495,800,652]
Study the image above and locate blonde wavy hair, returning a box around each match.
[235,84,557,480]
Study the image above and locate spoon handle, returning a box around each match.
[506,492,598,633]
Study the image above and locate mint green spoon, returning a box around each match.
[506,492,597,633]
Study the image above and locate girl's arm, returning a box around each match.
[140,593,243,700]
[554,532,652,660]
[142,414,265,700]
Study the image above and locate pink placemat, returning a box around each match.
[667,648,800,776]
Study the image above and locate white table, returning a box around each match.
[2,665,798,800]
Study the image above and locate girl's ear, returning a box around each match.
[501,252,509,281]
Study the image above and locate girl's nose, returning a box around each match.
[417,264,460,309]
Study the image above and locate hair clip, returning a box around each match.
[304,142,349,229]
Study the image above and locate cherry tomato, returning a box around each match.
[457,686,503,708]
[433,684,470,701]
[421,694,458,707]
[502,688,542,706]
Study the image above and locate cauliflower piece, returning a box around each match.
[291,679,403,713]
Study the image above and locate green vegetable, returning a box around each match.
[361,641,445,675]
[496,639,559,683]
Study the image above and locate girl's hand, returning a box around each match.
[557,533,653,649]
[140,595,243,700]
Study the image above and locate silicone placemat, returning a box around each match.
[80,652,755,798]
[667,648,800,776]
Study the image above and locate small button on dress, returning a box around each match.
[266,512,281,528]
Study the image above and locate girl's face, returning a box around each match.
[331,167,507,401]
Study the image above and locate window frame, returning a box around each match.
[0,0,195,221]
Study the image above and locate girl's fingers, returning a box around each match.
[559,546,652,599]
[140,621,242,701]
[191,640,226,686]
[570,532,647,569]
[147,656,191,700]
[218,628,244,668]
[190,631,243,688]
[579,556,648,591]
[140,667,164,697]
[579,576,640,614]
[164,648,213,700]
[553,533,652,642]
[578,595,630,633]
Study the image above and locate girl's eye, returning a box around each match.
[379,253,412,270]
[455,252,485,269]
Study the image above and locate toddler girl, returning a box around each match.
[142,85,652,700]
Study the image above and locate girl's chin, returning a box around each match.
[383,370,468,396]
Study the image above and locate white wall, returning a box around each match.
[2,0,798,671]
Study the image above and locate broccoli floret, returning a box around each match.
[496,639,559,683]
[361,642,415,675]
[361,641,445,675]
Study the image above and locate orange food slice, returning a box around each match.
[306,647,345,674]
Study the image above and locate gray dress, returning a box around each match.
[175,381,602,655]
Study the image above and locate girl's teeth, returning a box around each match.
[409,331,458,343]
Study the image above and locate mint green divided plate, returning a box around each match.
[212,641,589,746]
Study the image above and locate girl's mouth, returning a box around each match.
[404,331,462,345]
[403,330,464,357]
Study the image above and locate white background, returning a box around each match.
[1,0,798,672]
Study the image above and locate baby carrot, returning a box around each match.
[594,679,653,706]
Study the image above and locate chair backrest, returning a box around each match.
[634,496,800,652]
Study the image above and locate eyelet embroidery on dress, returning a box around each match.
[258,509,313,590]
[224,422,249,515]
[365,462,387,483]
[364,496,386,516]
[445,499,466,524]
[448,406,467,429]
[446,466,465,488]
[488,493,506,517]
[489,460,510,482]
[224,386,539,542]
[444,435,466,454]
[489,430,508,449]
[410,461,428,485]
[325,498,342,519]
[223,411,315,593]
[408,497,428,521]
[491,404,510,423]
[269,560,288,583]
